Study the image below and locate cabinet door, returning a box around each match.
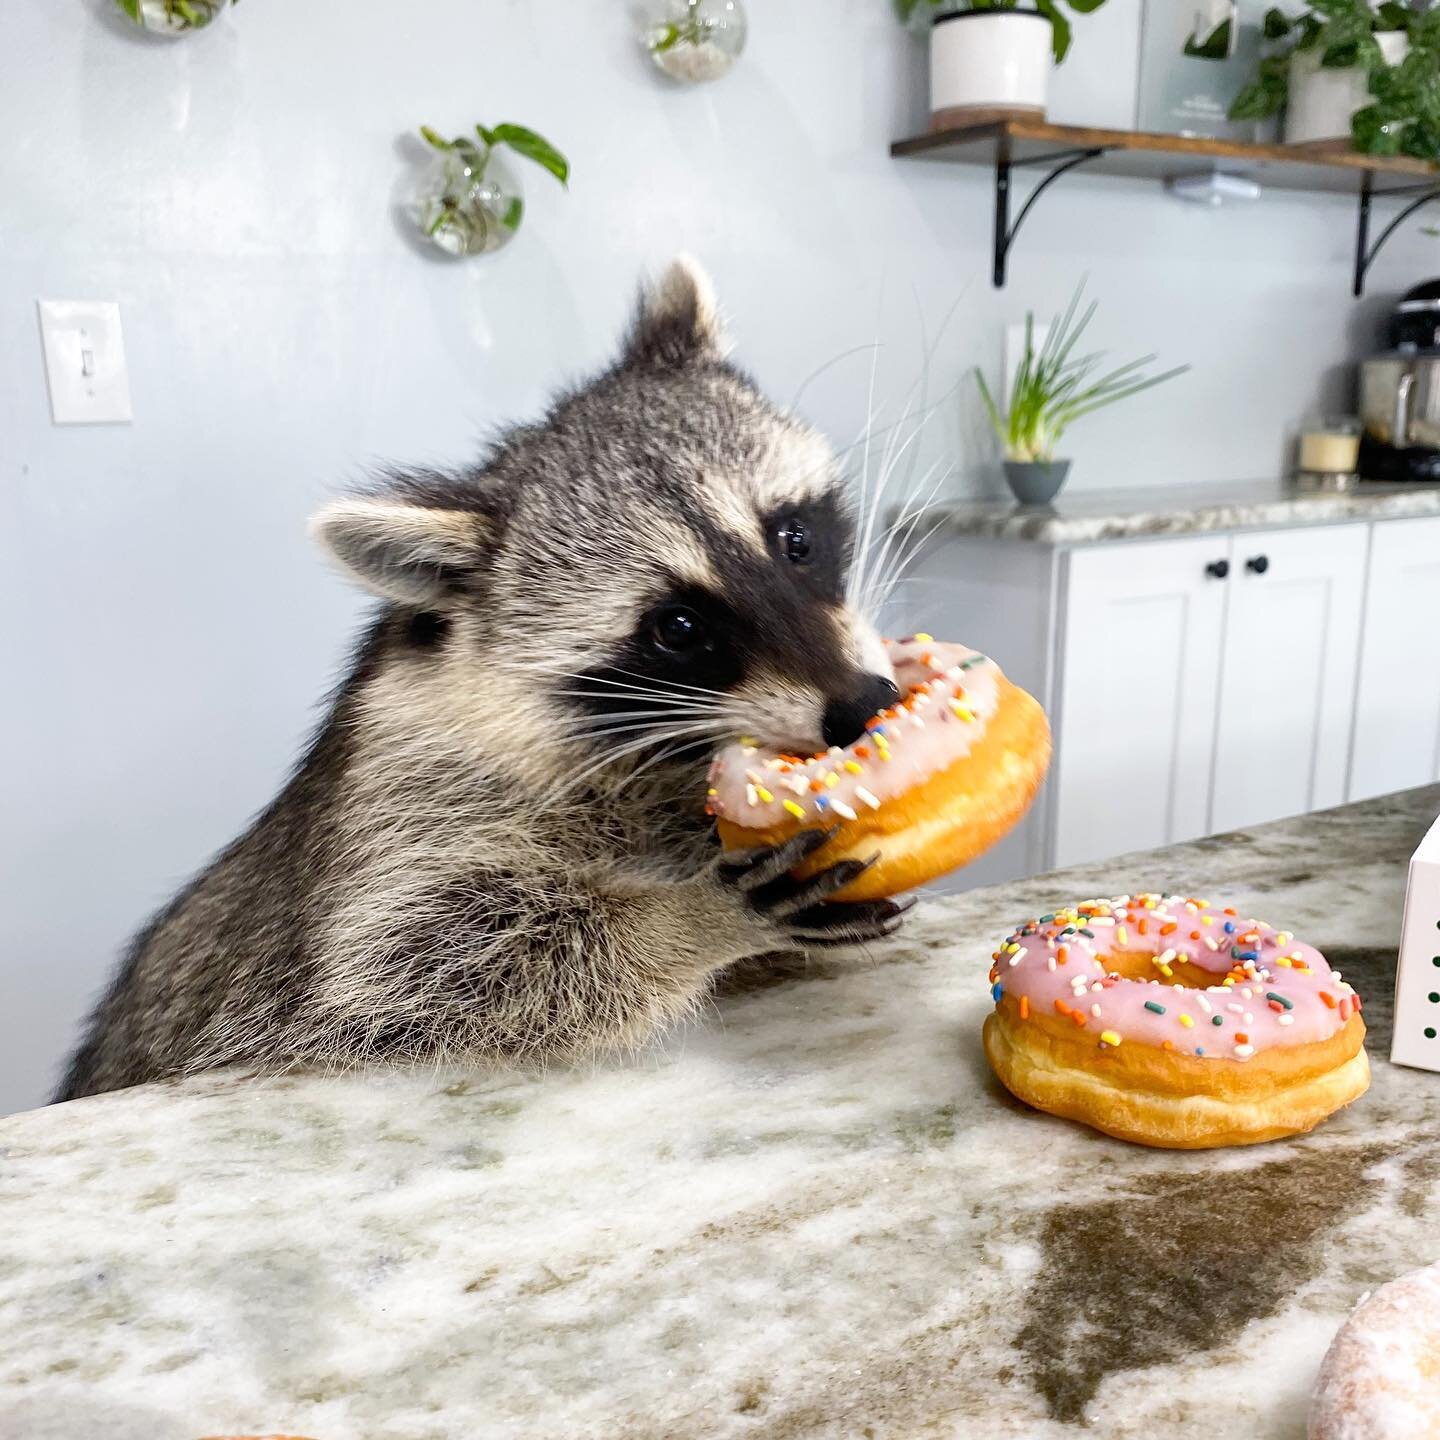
[1209,524,1368,834]
[1054,536,1230,868]
[1350,516,1440,802]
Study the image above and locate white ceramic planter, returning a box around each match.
[929,10,1052,129]
[1284,31,1408,145]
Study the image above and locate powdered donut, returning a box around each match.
[983,892,1370,1148]
[1310,1260,1440,1439]
[706,637,1051,901]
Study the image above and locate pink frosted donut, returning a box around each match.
[982,892,1370,1148]
[1310,1261,1440,1439]
[709,637,1051,901]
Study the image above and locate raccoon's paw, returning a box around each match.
[716,827,914,948]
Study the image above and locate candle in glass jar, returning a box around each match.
[1298,421,1360,475]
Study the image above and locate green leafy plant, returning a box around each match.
[651,1,718,53]
[1229,1,1413,126]
[420,124,570,190]
[116,0,234,28]
[975,286,1188,463]
[893,0,1108,64]
[417,123,569,255]
[1353,8,1440,159]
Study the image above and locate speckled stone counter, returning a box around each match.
[918,478,1440,544]
[3,788,1439,1440]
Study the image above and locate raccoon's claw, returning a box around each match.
[717,826,839,892]
[785,896,916,947]
[717,831,911,947]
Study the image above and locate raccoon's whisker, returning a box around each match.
[517,665,728,703]
[858,462,950,620]
[849,414,925,614]
[849,324,884,613]
[857,456,948,616]
[553,684,724,707]
[787,341,881,414]
[869,508,954,621]
[566,718,723,739]
[540,721,725,805]
[558,699,724,719]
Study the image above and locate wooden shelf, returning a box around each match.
[890,118,1440,293]
[891,118,1440,194]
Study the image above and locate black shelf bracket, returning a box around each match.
[993,146,1108,287]
[1354,170,1440,297]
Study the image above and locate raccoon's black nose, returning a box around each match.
[822,675,901,750]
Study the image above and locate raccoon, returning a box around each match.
[56,258,909,1102]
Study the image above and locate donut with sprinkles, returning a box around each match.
[707,637,1051,901]
[983,892,1369,1148]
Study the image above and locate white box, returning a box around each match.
[1392,811,1440,1073]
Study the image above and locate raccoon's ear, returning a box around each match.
[623,254,728,370]
[310,498,493,607]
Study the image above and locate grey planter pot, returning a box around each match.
[1003,458,1071,505]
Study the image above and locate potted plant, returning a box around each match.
[1229,2,1414,148]
[642,0,747,84]
[896,0,1109,128]
[414,123,569,258]
[114,0,233,35]
[974,286,1188,505]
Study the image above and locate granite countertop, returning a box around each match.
[3,787,1439,1440]
[917,478,1440,544]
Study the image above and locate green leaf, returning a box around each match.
[1229,76,1285,121]
[1352,103,1402,154]
[1321,39,1361,67]
[1376,2,1411,31]
[1036,0,1072,63]
[501,196,525,231]
[475,124,498,147]
[419,126,453,151]
[1185,18,1232,60]
[1262,7,1294,41]
[489,123,570,187]
[118,0,142,19]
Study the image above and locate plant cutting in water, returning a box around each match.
[975,285,1188,463]
[416,123,569,258]
[892,0,1108,63]
[1228,0,1440,162]
[115,0,233,31]
[645,0,747,83]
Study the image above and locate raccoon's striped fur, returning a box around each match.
[57,259,906,1101]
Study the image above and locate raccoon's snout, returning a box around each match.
[822,674,901,749]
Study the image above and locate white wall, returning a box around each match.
[1,0,1432,1114]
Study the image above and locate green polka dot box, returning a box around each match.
[1394,809,1440,1072]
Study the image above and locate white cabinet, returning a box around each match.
[1210,524,1367,834]
[1350,516,1440,802]
[894,509,1440,892]
[1054,537,1227,868]
[1055,524,1366,868]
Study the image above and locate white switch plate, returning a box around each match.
[38,300,133,425]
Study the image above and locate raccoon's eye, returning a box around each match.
[779,517,812,564]
[651,605,708,653]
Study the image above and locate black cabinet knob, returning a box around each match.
[1246,555,1270,575]
[1205,559,1230,579]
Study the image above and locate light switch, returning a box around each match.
[38,300,133,425]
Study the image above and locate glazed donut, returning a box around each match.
[983,893,1369,1149]
[1309,1260,1440,1440]
[706,637,1051,901]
